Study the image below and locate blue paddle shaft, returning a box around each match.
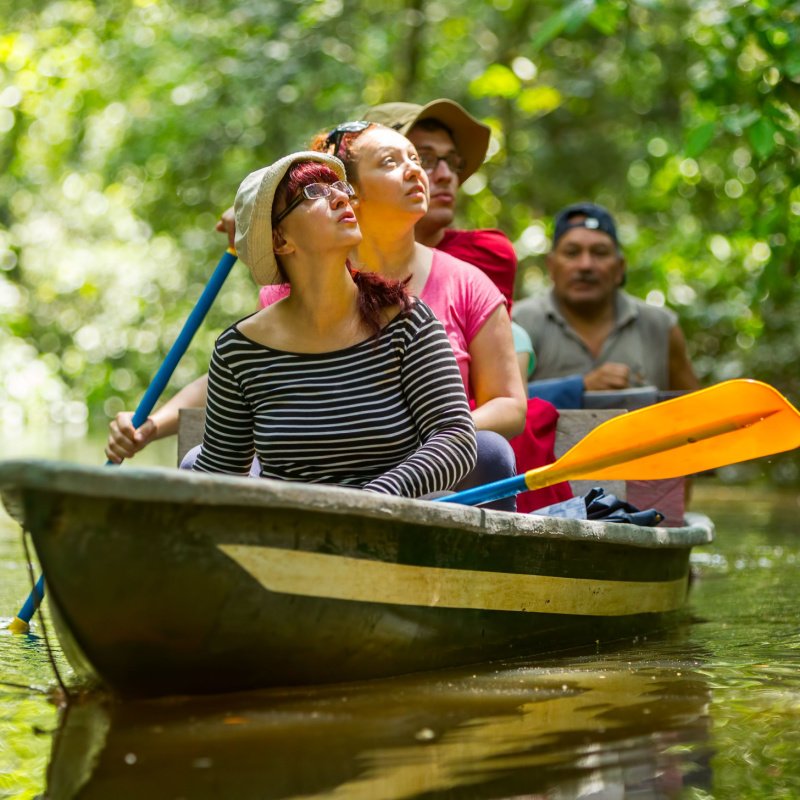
[104,249,238,466]
[21,250,238,624]
[130,249,237,430]
[434,474,528,506]
[14,575,45,626]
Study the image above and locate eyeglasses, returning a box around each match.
[325,120,370,157]
[273,181,355,224]
[418,150,466,175]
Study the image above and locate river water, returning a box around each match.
[1,448,798,798]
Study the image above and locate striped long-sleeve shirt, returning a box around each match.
[193,299,477,497]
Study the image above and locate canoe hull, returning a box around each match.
[1,460,713,697]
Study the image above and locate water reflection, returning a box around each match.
[0,627,63,691]
[47,647,712,799]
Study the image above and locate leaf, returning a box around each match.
[684,121,717,158]
[517,86,563,117]
[588,1,625,36]
[785,50,800,79]
[748,116,777,159]
[754,205,783,238]
[530,0,596,52]
[469,64,522,100]
[721,107,761,135]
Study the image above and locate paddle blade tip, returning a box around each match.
[7,616,30,634]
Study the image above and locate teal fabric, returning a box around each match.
[510,320,536,377]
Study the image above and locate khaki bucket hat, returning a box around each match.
[363,99,490,182]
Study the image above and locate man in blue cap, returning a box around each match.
[513,202,699,405]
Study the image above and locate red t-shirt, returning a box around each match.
[437,229,517,311]
[437,230,570,510]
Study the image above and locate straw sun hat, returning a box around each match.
[234,151,347,285]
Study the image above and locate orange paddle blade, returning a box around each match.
[525,379,800,490]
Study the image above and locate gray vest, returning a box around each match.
[512,290,677,390]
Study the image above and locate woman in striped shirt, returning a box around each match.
[191,152,476,498]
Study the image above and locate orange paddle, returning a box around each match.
[439,380,800,506]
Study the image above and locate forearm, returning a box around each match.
[149,374,209,439]
[471,396,526,439]
[365,422,477,497]
[370,311,477,496]
[468,305,527,440]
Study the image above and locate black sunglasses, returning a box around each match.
[325,120,370,157]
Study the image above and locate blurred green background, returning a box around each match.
[1,0,799,479]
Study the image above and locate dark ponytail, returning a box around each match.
[349,267,412,335]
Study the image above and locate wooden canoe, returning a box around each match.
[0,458,713,698]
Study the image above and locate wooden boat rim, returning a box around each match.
[0,458,713,549]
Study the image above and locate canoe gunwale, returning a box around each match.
[0,459,713,549]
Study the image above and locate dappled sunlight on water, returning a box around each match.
[0,508,61,799]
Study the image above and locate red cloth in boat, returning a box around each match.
[510,398,573,513]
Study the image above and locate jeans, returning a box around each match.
[454,429,517,512]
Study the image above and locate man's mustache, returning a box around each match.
[570,272,600,284]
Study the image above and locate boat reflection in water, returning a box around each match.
[49,646,713,799]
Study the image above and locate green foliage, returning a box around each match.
[1,0,799,478]
[0,693,53,799]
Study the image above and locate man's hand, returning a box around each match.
[583,362,632,391]
[215,206,236,249]
[105,412,158,463]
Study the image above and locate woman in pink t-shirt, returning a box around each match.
[321,123,525,436]
[307,123,525,509]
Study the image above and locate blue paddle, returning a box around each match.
[8,248,238,633]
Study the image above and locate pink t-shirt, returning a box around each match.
[258,250,505,400]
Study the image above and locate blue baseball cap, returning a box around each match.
[553,202,618,248]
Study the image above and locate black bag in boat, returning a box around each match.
[530,486,664,527]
